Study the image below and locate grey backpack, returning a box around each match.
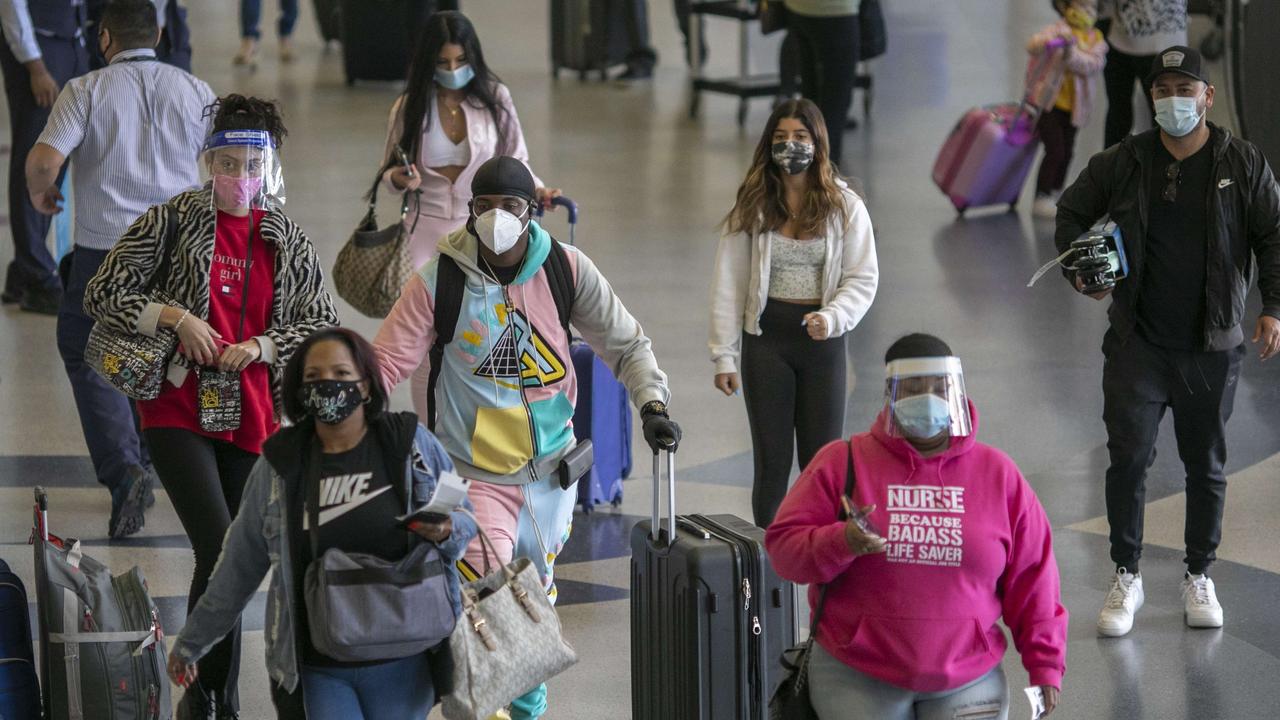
[31,488,171,720]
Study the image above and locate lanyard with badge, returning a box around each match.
[197,212,256,432]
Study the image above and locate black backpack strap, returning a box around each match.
[809,441,857,642]
[543,238,576,337]
[426,256,466,432]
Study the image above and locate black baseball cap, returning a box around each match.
[471,156,535,203]
[1146,45,1211,88]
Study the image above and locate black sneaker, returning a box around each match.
[616,64,653,81]
[0,286,21,304]
[19,285,61,315]
[108,467,148,539]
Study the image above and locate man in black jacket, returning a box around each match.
[1056,46,1280,638]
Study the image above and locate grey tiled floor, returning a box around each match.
[1,1,1278,718]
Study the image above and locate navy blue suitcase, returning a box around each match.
[0,557,41,720]
[571,340,632,512]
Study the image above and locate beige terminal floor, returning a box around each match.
[2,1,1279,718]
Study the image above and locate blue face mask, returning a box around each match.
[892,394,951,440]
[1153,92,1204,138]
[435,64,475,90]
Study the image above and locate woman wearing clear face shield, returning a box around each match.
[377,10,561,421]
[765,334,1068,720]
[84,94,339,719]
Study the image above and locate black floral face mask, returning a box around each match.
[298,380,365,425]
[771,141,815,175]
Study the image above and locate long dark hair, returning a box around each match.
[722,99,848,239]
[391,11,508,172]
[281,328,388,424]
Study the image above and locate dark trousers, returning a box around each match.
[783,11,860,165]
[1035,108,1079,196]
[0,36,88,296]
[271,681,306,720]
[623,0,658,71]
[1101,329,1243,575]
[1102,46,1156,149]
[146,428,259,713]
[672,0,705,65]
[742,301,847,528]
[240,0,299,39]
[56,248,150,493]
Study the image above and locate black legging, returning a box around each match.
[783,10,861,165]
[144,428,259,714]
[1036,108,1079,195]
[741,301,847,528]
[1103,46,1157,148]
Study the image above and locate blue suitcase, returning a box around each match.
[571,340,632,512]
[0,557,41,720]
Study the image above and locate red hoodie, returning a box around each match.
[765,401,1067,692]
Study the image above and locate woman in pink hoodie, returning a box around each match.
[766,334,1068,719]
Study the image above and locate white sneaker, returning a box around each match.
[1032,194,1058,218]
[1097,568,1145,637]
[1182,573,1224,628]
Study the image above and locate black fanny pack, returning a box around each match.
[557,440,593,491]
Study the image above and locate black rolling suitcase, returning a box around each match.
[630,450,796,720]
[340,0,434,85]
[549,0,630,80]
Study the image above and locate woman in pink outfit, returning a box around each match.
[765,333,1068,720]
[379,10,560,418]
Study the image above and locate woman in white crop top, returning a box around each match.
[709,98,878,528]
[380,11,560,270]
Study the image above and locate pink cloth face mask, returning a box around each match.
[213,174,264,210]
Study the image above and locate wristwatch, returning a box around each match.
[641,400,668,418]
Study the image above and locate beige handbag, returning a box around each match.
[441,527,578,720]
[332,176,418,318]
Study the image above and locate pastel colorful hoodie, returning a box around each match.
[374,221,669,485]
[765,402,1068,692]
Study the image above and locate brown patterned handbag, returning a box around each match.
[333,174,418,318]
[84,203,181,401]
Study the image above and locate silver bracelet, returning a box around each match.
[172,309,190,333]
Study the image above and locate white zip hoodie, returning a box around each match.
[708,186,878,375]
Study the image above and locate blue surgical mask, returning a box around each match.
[435,64,475,90]
[892,394,951,440]
[1153,93,1204,138]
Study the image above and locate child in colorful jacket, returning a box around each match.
[1030,0,1109,218]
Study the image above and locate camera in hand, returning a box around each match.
[1068,221,1128,294]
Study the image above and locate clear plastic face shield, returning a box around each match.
[201,130,285,213]
[883,356,972,441]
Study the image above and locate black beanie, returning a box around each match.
[471,156,535,203]
[884,333,953,364]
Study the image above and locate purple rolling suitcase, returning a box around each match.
[571,341,632,512]
[932,39,1067,215]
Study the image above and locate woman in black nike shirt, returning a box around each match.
[166,328,478,719]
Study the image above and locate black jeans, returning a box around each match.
[1036,109,1079,196]
[1103,46,1156,149]
[783,11,861,165]
[1101,329,1243,575]
[742,301,847,528]
[57,248,151,494]
[271,681,306,719]
[145,428,259,713]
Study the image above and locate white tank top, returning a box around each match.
[422,105,471,168]
[768,234,825,300]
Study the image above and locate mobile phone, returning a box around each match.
[394,147,414,176]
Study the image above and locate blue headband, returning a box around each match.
[203,129,274,152]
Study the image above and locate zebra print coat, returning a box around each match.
[84,187,339,412]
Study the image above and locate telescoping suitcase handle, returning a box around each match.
[34,486,48,541]
[650,449,677,546]
[534,196,578,245]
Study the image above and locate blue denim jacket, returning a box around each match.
[171,415,477,693]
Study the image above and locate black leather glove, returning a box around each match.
[641,402,681,454]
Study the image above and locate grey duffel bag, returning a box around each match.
[32,488,171,720]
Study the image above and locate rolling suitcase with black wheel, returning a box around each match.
[340,0,435,84]
[550,0,631,80]
[31,489,171,720]
[630,451,796,719]
[570,340,631,512]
